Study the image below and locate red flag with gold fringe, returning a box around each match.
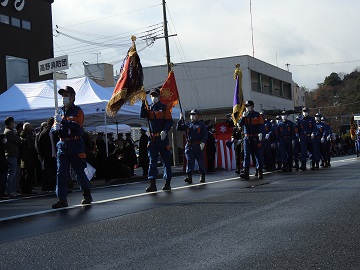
[106,36,146,116]
[350,115,356,140]
[159,70,179,109]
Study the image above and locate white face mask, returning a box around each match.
[62,97,70,106]
[245,106,253,112]
[281,115,287,121]
[151,96,159,104]
[190,115,198,122]
[315,117,320,122]
[302,111,308,117]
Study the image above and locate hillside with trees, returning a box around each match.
[304,68,360,135]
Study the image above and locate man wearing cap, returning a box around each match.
[277,111,295,172]
[355,124,360,158]
[237,100,264,180]
[51,86,93,209]
[177,109,208,183]
[140,88,173,191]
[297,107,317,171]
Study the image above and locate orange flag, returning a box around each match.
[159,70,179,109]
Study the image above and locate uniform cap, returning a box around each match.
[302,107,308,112]
[150,88,160,96]
[281,110,287,115]
[58,86,76,96]
[276,115,281,120]
[245,100,254,107]
[315,113,322,117]
[189,109,199,115]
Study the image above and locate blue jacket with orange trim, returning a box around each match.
[57,103,84,139]
[238,110,264,135]
[140,101,173,134]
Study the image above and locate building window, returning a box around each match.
[11,17,21,27]
[22,20,31,30]
[0,14,10,24]
[5,55,29,89]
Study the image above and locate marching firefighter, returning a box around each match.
[51,86,93,209]
[297,107,317,170]
[140,88,173,192]
[177,109,208,184]
[237,100,264,180]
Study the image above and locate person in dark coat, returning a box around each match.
[138,127,149,176]
[95,132,106,180]
[0,130,8,198]
[19,122,38,194]
[205,120,216,173]
[104,139,131,181]
[124,133,138,176]
[38,117,58,192]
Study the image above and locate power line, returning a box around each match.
[57,4,162,28]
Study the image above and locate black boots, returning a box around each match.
[200,174,205,183]
[146,179,170,192]
[81,189,93,205]
[258,168,263,179]
[184,173,193,184]
[52,199,68,209]
[162,180,171,191]
[146,180,157,192]
[240,167,250,180]
[300,162,306,171]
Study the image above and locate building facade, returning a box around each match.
[143,55,294,121]
[0,0,54,94]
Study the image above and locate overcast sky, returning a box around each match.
[52,0,360,90]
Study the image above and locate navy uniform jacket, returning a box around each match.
[140,101,173,134]
[53,103,85,157]
[297,115,317,137]
[238,111,264,135]
[277,120,295,139]
[177,120,208,146]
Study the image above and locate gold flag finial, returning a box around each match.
[234,63,241,79]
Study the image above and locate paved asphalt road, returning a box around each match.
[1,156,360,270]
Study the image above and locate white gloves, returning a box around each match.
[258,133,263,141]
[53,123,61,131]
[265,134,270,140]
[242,111,249,117]
[160,130,167,140]
[2,137,7,144]
[55,114,62,123]
[311,133,315,139]
[200,142,205,150]
[321,137,325,143]
[180,112,184,120]
[327,135,331,141]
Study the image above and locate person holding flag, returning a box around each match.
[140,87,173,192]
[139,68,180,191]
[231,64,245,174]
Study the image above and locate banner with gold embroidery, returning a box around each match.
[159,70,179,109]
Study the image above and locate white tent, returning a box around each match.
[0,77,180,128]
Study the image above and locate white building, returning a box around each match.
[143,55,295,121]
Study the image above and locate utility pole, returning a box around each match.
[162,0,179,166]
[162,0,171,72]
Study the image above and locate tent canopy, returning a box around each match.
[0,77,180,128]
